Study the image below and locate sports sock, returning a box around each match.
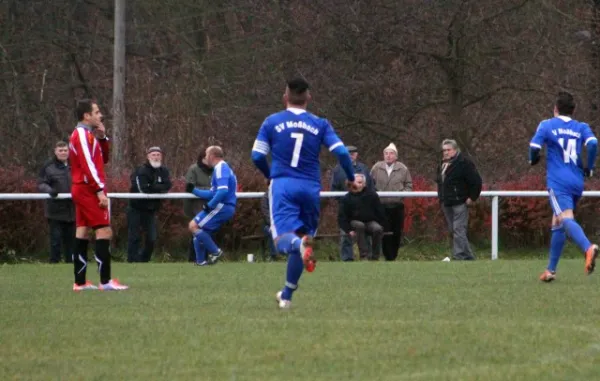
[193,233,207,263]
[94,239,112,284]
[547,225,566,272]
[73,238,89,285]
[275,233,302,255]
[195,230,219,254]
[562,218,592,253]
[282,252,304,301]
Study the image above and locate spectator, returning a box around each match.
[435,139,482,260]
[183,149,213,262]
[338,174,386,260]
[261,183,277,260]
[370,143,413,261]
[330,145,373,261]
[37,141,75,263]
[127,146,172,262]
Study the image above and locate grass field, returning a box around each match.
[2,259,600,381]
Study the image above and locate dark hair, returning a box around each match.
[196,147,206,164]
[76,99,95,121]
[556,91,575,116]
[55,141,68,148]
[286,77,310,106]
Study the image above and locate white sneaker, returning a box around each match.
[442,257,451,262]
[73,281,98,291]
[98,279,129,291]
[276,291,291,309]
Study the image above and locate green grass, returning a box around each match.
[1,260,600,381]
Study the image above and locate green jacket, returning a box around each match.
[183,163,212,218]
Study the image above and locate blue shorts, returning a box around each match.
[548,188,580,216]
[193,203,235,232]
[269,178,320,239]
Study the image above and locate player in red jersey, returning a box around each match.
[69,100,128,291]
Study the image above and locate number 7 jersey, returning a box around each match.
[530,115,597,194]
[252,108,343,182]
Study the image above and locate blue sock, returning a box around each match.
[563,218,592,253]
[195,230,219,254]
[193,234,206,263]
[276,233,303,301]
[547,225,566,272]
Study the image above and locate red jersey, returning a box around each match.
[69,122,110,192]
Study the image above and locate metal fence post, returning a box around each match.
[491,195,499,260]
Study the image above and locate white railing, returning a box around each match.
[5,190,600,260]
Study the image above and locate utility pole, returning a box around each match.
[112,0,126,167]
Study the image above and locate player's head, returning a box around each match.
[554,91,575,116]
[54,141,69,162]
[441,139,459,161]
[205,145,224,167]
[352,174,366,193]
[76,99,103,126]
[146,146,163,168]
[383,143,398,165]
[283,77,311,108]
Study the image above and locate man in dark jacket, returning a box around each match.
[38,141,75,263]
[435,139,482,260]
[331,145,374,261]
[127,146,172,262]
[338,174,386,260]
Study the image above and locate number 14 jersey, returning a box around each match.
[252,107,343,182]
[530,115,597,195]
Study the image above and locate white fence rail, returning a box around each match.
[5,191,600,260]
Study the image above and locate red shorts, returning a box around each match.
[72,185,110,228]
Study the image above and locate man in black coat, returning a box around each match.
[127,146,172,262]
[435,139,482,260]
[38,141,75,263]
[338,174,387,260]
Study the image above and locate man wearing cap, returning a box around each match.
[330,145,373,261]
[127,146,172,262]
[370,142,413,261]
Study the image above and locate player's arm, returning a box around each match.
[528,122,546,166]
[582,124,598,177]
[73,128,105,193]
[205,167,230,209]
[251,120,271,179]
[322,121,355,182]
[93,122,110,164]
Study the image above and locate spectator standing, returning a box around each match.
[370,143,413,261]
[183,149,213,262]
[37,141,75,263]
[338,174,386,260]
[435,139,482,260]
[127,146,172,262]
[330,145,373,261]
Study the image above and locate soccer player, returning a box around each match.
[186,146,237,266]
[251,77,355,309]
[69,100,128,291]
[529,91,598,282]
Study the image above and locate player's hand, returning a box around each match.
[49,189,58,198]
[185,183,195,193]
[93,122,107,140]
[345,180,357,191]
[584,168,594,178]
[97,191,109,208]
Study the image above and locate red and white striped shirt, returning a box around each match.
[69,122,110,192]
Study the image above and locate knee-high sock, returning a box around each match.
[193,233,207,263]
[73,238,89,285]
[94,239,112,284]
[276,233,304,301]
[194,230,219,254]
[563,218,592,253]
[547,225,566,272]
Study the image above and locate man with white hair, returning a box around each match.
[370,143,413,261]
[127,146,173,262]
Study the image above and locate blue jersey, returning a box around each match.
[252,108,343,183]
[210,161,237,206]
[530,116,597,194]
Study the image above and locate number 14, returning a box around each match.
[558,138,577,164]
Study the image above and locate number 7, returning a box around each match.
[290,133,304,167]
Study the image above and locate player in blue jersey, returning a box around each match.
[529,91,598,282]
[185,146,237,266]
[251,77,356,309]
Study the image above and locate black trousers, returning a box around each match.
[382,204,405,261]
[127,208,157,263]
[48,219,75,263]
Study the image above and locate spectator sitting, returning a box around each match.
[338,174,386,261]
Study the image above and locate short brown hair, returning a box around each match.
[55,141,68,148]
[207,145,224,158]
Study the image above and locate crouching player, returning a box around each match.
[186,146,237,266]
[252,77,355,308]
[529,91,598,282]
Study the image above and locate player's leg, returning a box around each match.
[540,213,564,282]
[194,204,235,264]
[189,216,209,265]
[71,187,97,290]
